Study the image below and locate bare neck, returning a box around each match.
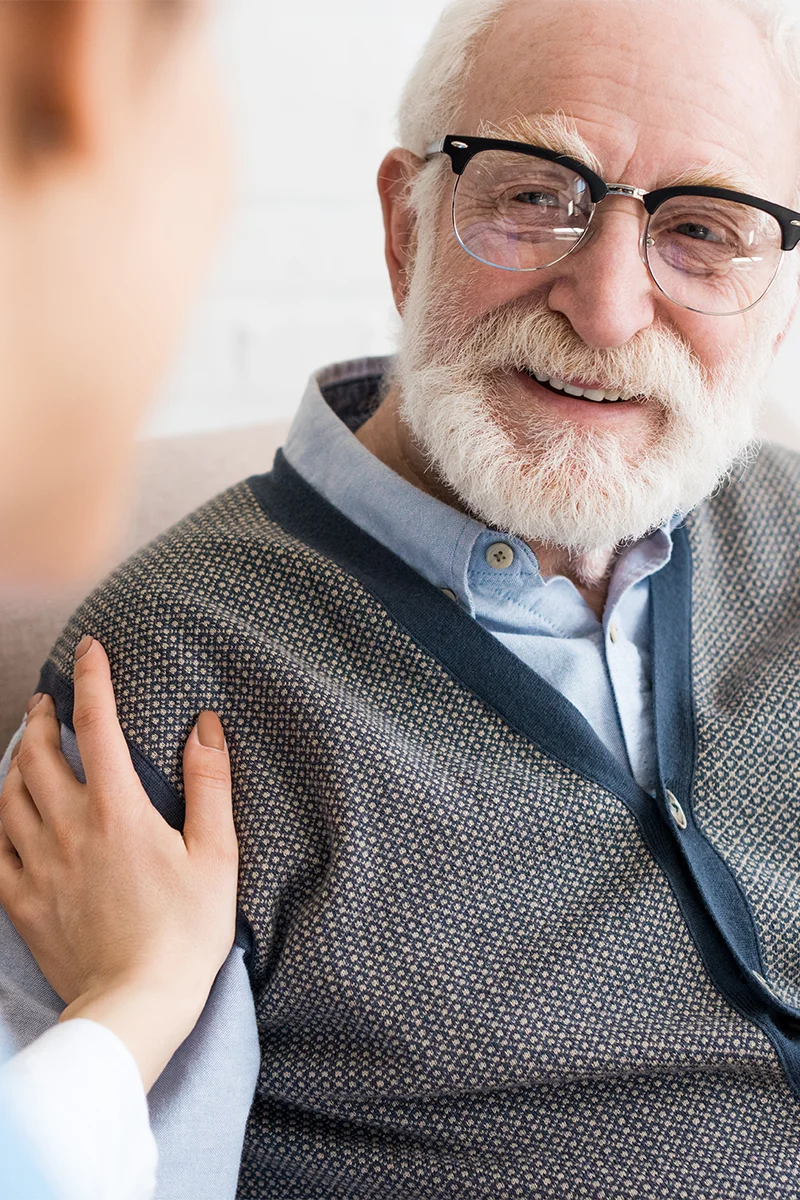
[355,386,616,619]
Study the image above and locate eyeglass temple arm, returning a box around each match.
[424,140,445,158]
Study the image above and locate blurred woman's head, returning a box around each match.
[0,0,229,581]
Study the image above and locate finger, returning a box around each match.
[14,696,81,821]
[181,713,238,866]
[0,823,24,910]
[0,765,41,857]
[71,637,141,796]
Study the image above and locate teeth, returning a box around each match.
[544,375,626,403]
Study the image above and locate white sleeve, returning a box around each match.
[0,1019,158,1200]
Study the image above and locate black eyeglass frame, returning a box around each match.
[426,134,800,253]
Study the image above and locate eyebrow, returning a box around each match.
[477,112,604,174]
[477,114,764,196]
[663,163,763,195]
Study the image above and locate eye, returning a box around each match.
[513,191,561,208]
[674,222,724,243]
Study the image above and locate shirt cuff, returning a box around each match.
[1,1019,158,1200]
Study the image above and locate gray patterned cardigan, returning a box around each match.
[39,415,800,1197]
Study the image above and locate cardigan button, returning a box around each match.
[441,589,457,601]
[666,790,688,831]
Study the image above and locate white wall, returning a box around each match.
[146,0,800,448]
[146,0,439,437]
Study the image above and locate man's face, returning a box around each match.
[393,0,800,560]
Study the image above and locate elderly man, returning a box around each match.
[3,0,800,1194]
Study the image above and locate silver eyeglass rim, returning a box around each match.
[424,134,796,317]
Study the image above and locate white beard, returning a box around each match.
[395,250,784,563]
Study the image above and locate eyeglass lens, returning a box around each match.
[452,149,784,315]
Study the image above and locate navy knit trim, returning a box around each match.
[651,535,771,979]
[38,660,186,830]
[648,531,800,1087]
[248,451,800,1096]
[252,453,646,805]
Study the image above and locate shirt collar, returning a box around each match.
[282,357,677,611]
[283,358,486,599]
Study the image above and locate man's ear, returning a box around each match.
[1,0,140,170]
[378,148,425,314]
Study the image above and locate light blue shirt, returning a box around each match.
[284,358,677,797]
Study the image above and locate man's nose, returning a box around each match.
[545,207,658,349]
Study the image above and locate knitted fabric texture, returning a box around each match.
[689,451,800,1010]
[43,444,800,1198]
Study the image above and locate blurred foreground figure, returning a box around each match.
[0,3,243,1200]
[7,0,800,1197]
[0,0,227,581]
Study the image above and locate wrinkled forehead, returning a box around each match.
[459,0,800,203]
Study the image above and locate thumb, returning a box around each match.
[181,713,238,865]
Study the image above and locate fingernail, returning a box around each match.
[75,635,94,661]
[197,711,225,751]
[26,693,43,715]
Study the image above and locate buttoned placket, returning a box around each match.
[461,526,674,797]
[282,361,676,800]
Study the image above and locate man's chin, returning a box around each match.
[439,461,677,556]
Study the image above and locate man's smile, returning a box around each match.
[515,368,643,418]
[523,369,631,403]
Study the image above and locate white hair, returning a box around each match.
[398,0,800,159]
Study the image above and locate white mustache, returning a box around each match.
[415,297,713,416]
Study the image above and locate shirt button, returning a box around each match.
[486,542,515,570]
[666,789,688,831]
[609,621,620,645]
[441,588,457,601]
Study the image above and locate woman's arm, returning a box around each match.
[0,635,240,1197]
[2,1019,156,1200]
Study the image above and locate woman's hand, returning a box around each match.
[0,636,239,1092]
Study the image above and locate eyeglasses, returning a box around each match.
[425,135,800,317]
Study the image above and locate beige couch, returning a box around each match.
[0,422,289,749]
